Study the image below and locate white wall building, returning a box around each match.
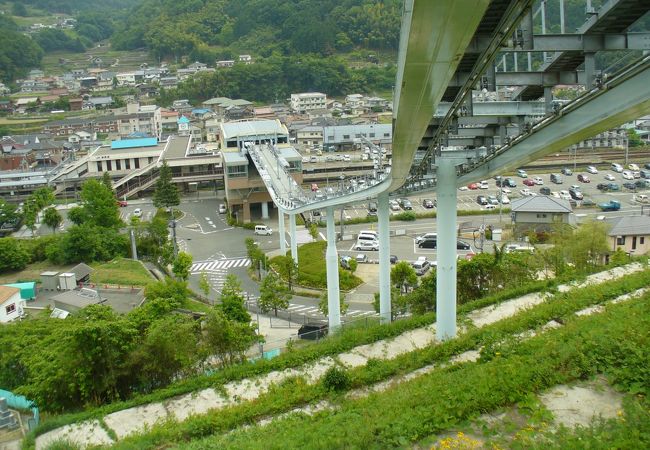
[0,286,25,323]
[290,92,327,113]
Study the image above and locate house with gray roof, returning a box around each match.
[511,195,574,233]
[608,215,650,255]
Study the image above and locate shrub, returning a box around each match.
[394,211,417,221]
[322,366,351,391]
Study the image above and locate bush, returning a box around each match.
[322,366,351,391]
[0,238,30,272]
[242,222,259,230]
[394,211,417,221]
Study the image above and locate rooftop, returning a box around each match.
[511,196,573,213]
[0,285,20,303]
[220,119,288,141]
[164,135,192,159]
[609,215,650,236]
[111,138,158,150]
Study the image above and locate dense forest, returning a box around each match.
[111,0,402,60]
[0,15,43,83]
[158,55,396,105]
[20,0,141,14]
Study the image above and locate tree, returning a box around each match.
[318,291,349,316]
[172,252,193,281]
[258,272,291,316]
[219,274,250,323]
[11,2,28,16]
[203,309,259,367]
[274,255,299,291]
[390,261,417,294]
[153,160,180,209]
[78,179,122,228]
[102,172,114,193]
[23,203,38,237]
[43,207,62,234]
[245,237,267,278]
[199,271,210,298]
[0,199,19,224]
[308,223,319,241]
[0,238,30,272]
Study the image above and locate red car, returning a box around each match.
[467,183,478,190]
[523,178,535,186]
[117,200,128,207]
[577,174,591,183]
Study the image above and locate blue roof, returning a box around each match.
[111,138,158,150]
[192,108,210,115]
[127,131,150,139]
[178,116,190,124]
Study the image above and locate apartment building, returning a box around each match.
[290,92,327,113]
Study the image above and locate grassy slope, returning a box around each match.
[89,258,154,286]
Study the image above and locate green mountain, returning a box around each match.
[112,0,402,61]
[0,16,43,83]
[21,0,142,14]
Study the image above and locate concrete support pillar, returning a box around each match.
[544,87,553,114]
[289,213,298,263]
[378,193,391,323]
[261,201,269,220]
[325,206,341,330]
[436,157,458,341]
[242,201,251,222]
[278,211,286,255]
[585,53,596,89]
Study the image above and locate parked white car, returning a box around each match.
[532,176,544,185]
[519,188,533,196]
[586,165,598,174]
[559,190,571,200]
[628,163,640,171]
[622,170,634,180]
[499,195,510,204]
[133,208,142,218]
[479,180,489,189]
[355,240,379,251]
[604,173,615,181]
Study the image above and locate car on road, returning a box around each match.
[611,163,624,173]
[415,232,437,244]
[301,156,309,163]
[498,177,517,188]
[355,253,368,263]
[334,154,344,161]
[561,168,573,176]
[516,169,528,178]
[577,174,591,183]
[539,187,551,195]
[501,187,512,194]
[604,173,615,181]
[550,173,563,184]
[356,240,379,251]
[254,225,273,235]
[457,240,471,250]
[569,188,583,200]
[401,199,413,210]
[499,194,511,204]
[558,190,571,200]
[418,239,437,249]
[607,182,621,191]
[636,179,650,189]
[586,165,598,174]
[325,155,334,162]
[117,200,128,207]
[412,259,431,276]
[622,170,634,180]
[390,255,398,264]
[479,180,489,189]
[476,195,488,205]
[340,255,353,269]
[582,199,596,207]
[218,204,227,214]
[467,182,479,190]
[487,195,499,205]
[519,188,534,197]
[132,208,142,217]
[596,183,608,191]
[623,182,637,190]
[310,156,318,163]
[532,176,544,185]
[343,154,351,162]
[389,200,400,211]
[422,198,435,209]
[523,178,535,186]
[628,163,640,171]
[634,194,649,203]
[598,200,621,211]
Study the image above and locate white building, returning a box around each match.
[0,286,25,323]
[290,92,327,113]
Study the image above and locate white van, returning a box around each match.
[611,163,624,173]
[254,225,272,235]
[358,230,378,239]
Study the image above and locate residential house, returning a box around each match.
[608,215,650,255]
[159,76,179,89]
[0,286,24,323]
[69,98,83,111]
[322,123,392,150]
[345,94,364,109]
[238,55,253,64]
[253,107,276,120]
[204,118,222,142]
[172,99,193,114]
[116,72,137,86]
[216,60,235,68]
[576,128,628,150]
[510,196,574,233]
[296,126,324,147]
[290,92,327,113]
[83,96,113,110]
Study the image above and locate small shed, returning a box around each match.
[2,282,37,301]
[59,273,76,291]
[40,272,59,291]
[70,263,93,284]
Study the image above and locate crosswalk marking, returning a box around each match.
[190,258,250,273]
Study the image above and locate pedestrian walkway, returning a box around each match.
[285,303,376,318]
